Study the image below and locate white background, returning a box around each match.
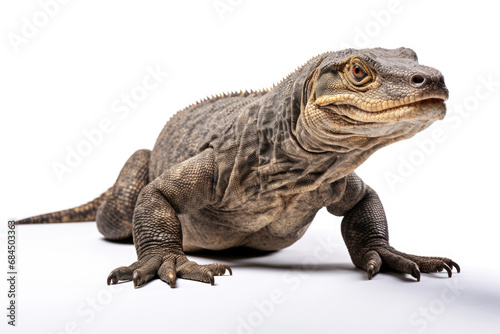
[1,1,499,333]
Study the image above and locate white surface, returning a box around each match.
[1,0,499,333]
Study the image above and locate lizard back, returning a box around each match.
[149,91,267,181]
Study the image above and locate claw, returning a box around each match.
[441,263,452,278]
[133,271,139,288]
[107,275,118,285]
[167,272,176,288]
[367,264,375,280]
[207,271,215,285]
[223,264,233,276]
[133,270,147,289]
[411,266,421,282]
[451,261,461,273]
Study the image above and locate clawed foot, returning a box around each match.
[361,246,460,281]
[107,253,232,288]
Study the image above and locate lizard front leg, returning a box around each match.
[107,149,231,288]
[328,173,460,281]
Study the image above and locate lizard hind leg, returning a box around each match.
[96,149,151,240]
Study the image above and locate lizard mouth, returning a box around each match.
[315,91,448,124]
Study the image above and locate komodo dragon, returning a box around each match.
[17,47,460,288]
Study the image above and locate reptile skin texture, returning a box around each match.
[17,48,459,288]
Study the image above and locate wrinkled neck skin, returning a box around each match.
[256,57,434,195]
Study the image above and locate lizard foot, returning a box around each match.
[107,254,232,288]
[360,246,460,281]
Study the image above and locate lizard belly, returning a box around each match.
[180,184,338,252]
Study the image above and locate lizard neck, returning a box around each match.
[254,56,359,195]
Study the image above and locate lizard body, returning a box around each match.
[18,48,459,287]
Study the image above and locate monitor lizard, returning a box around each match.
[17,47,460,288]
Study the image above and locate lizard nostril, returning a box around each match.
[410,74,426,87]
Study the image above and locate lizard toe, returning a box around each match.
[176,261,231,285]
[107,261,141,285]
[375,246,422,282]
[131,257,162,288]
[205,263,233,276]
[158,258,177,288]
[362,250,382,280]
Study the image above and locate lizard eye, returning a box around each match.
[346,60,373,88]
[351,64,366,81]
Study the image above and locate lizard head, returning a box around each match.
[297,47,448,153]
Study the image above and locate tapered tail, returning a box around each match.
[15,188,112,225]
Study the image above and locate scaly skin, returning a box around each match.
[17,47,460,288]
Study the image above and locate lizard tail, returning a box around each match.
[15,188,112,225]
